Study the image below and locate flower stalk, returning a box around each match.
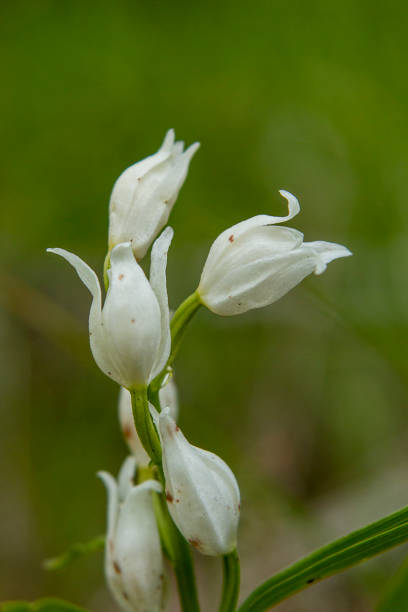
[150,290,202,395]
[130,387,162,465]
[219,550,241,612]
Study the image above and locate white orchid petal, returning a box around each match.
[200,191,301,278]
[112,480,163,611]
[101,460,164,612]
[102,242,162,387]
[109,130,199,259]
[149,228,173,380]
[159,376,179,421]
[47,247,102,316]
[97,471,119,543]
[199,226,304,291]
[158,410,240,556]
[117,455,137,503]
[47,248,120,379]
[160,128,176,152]
[198,191,351,316]
[304,241,352,272]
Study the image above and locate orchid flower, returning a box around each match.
[198,190,351,316]
[48,227,173,389]
[98,457,164,611]
[109,129,199,260]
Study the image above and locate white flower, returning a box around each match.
[109,129,199,260]
[98,457,164,612]
[154,407,240,556]
[119,378,179,463]
[198,190,352,316]
[47,227,173,389]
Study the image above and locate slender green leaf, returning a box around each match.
[376,555,408,611]
[43,535,105,570]
[1,598,88,611]
[238,505,408,612]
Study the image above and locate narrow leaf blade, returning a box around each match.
[239,505,408,611]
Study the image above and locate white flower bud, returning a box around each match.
[98,457,164,612]
[47,227,173,389]
[155,408,240,556]
[198,190,352,316]
[119,378,179,463]
[109,129,200,260]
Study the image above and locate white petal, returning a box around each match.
[158,410,240,556]
[101,242,162,387]
[47,247,102,317]
[149,228,173,380]
[159,128,176,152]
[158,376,179,421]
[47,248,120,378]
[109,131,199,260]
[112,480,163,611]
[199,226,304,294]
[97,470,118,544]
[117,455,137,503]
[200,191,300,280]
[304,241,352,274]
[202,248,323,316]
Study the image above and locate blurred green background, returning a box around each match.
[1,1,408,610]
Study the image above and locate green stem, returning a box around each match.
[43,535,105,571]
[132,387,200,611]
[150,291,202,394]
[153,481,201,612]
[238,504,408,612]
[219,550,240,612]
[169,290,202,366]
[130,386,161,464]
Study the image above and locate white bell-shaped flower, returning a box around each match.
[109,129,199,260]
[198,190,352,316]
[47,227,173,389]
[154,407,240,556]
[98,457,164,612]
[119,378,179,463]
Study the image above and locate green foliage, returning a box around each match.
[43,535,105,571]
[239,505,408,611]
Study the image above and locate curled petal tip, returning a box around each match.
[278,189,301,218]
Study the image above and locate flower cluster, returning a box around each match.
[48,130,350,611]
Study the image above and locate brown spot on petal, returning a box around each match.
[228,234,234,242]
[164,199,169,204]
[238,504,241,511]
[189,538,202,550]
[108,371,112,376]
[175,425,180,432]
[123,424,132,439]
[118,274,124,280]
[113,560,122,574]
[131,318,135,323]
[175,498,180,503]
[166,491,173,502]
[122,591,129,600]
[109,539,114,554]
